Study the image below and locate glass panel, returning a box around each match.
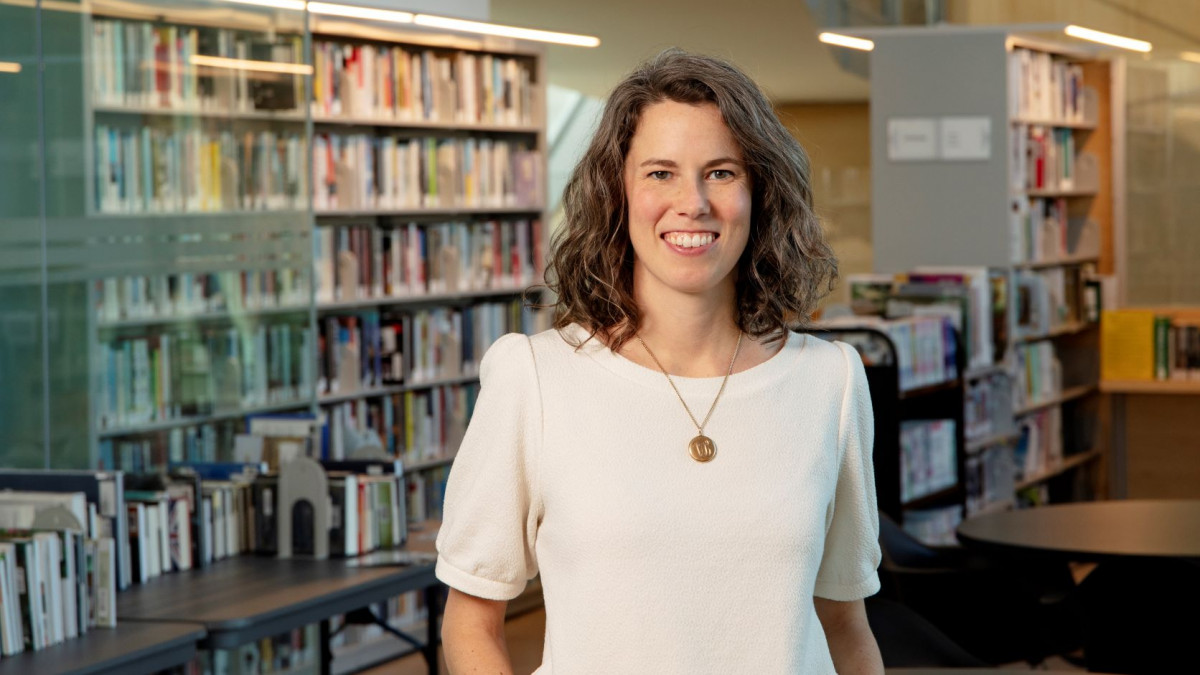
[1124,58,1200,306]
[0,0,48,468]
[43,0,312,470]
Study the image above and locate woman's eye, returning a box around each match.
[649,170,671,180]
[709,169,734,180]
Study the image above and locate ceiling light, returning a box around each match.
[413,14,599,47]
[0,61,21,74]
[190,54,314,75]
[819,32,874,52]
[1065,25,1151,52]
[307,2,413,24]
[222,0,305,10]
[1180,51,1200,64]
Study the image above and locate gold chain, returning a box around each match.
[636,331,743,435]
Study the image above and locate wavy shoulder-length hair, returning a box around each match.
[546,48,837,352]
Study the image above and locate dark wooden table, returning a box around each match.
[117,555,440,673]
[0,621,205,675]
[956,499,1200,563]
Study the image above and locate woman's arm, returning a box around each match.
[815,597,884,675]
[442,588,513,674]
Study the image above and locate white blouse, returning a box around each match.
[436,324,881,674]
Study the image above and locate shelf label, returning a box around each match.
[887,117,938,161]
[940,116,992,161]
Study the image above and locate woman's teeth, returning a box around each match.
[664,232,716,248]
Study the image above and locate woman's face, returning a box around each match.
[623,100,752,301]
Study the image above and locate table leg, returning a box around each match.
[320,618,332,675]
[424,584,445,675]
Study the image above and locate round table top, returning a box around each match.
[887,670,1108,675]
[956,499,1200,562]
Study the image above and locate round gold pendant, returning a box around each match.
[689,435,716,463]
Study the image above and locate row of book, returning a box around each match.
[1012,267,1091,339]
[826,313,959,392]
[1011,125,1080,193]
[312,133,542,211]
[965,372,1016,443]
[1008,47,1089,123]
[97,322,314,431]
[899,419,958,504]
[0,526,116,655]
[964,444,1017,516]
[91,19,305,113]
[202,623,319,675]
[312,40,536,126]
[94,269,310,324]
[325,383,479,465]
[900,504,963,547]
[406,466,450,524]
[1012,341,1063,410]
[1153,316,1200,381]
[100,422,232,474]
[314,219,543,302]
[95,125,307,214]
[318,300,543,394]
[1013,407,1064,482]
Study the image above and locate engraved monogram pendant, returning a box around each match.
[689,435,716,463]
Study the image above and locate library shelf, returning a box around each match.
[405,452,457,473]
[317,287,529,312]
[969,499,1016,518]
[312,115,540,134]
[315,205,544,218]
[1100,379,1200,395]
[331,618,430,675]
[964,363,1007,381]
[1014,384,1097,417]
[901,484,960,510]
[1014,321,1098,343]
[897,378,961,400]
[318,373,480,405]
[97,399,311,438]
[0,620,205,675]
[1014,449,1102,491]
[87,209,310,220]
[96,304,310,330]
[1023,188,1099,199]
[1011,254,1100,270]
[1010,116,1098,130]
[966,431,1022,454]
[93,103,306,122]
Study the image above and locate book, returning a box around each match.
[1100,310,1156,381]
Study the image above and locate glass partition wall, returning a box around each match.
[2,0,313,470]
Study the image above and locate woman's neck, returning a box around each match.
[618,276,743,378]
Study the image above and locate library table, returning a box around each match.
[0,620,205,675]
[116,555,440,674]
[956,499,1200,564]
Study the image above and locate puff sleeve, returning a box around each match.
[435,333,543,600]
[813,341,882,601]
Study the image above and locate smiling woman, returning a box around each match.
[435,48,884,675]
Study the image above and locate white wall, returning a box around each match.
[352,0,489,20]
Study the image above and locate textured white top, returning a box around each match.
[436,324,881,674]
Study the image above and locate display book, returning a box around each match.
[1100,309,1200,387]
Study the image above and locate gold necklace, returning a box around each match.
[636,332,743,463]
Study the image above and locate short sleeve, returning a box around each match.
[435,333,543,600]
[813,341,882,601]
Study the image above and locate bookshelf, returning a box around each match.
[865,26,1116,517]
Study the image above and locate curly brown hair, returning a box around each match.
[545,48,837,352]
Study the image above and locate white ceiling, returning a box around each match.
[489,0,870,103]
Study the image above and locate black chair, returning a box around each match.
[865,596,988,667]
[876,512,1081,666]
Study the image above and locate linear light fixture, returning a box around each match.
[306,2,413,24]
[190,54,314,75]
[1065,25,1151,53]
[1180,51,1200,64]
[818,32,874,52]
[0,61,21,74]
[413,14,599,47]
[222,0,305,10]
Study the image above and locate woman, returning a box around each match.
[435,49,883,673]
